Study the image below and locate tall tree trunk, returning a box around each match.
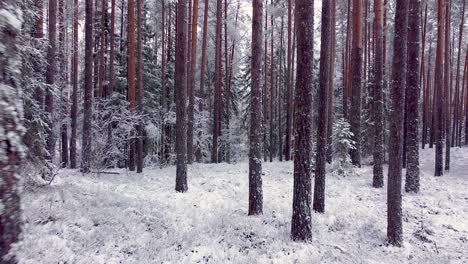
[58,0,68,168]
[82,0,94,173]
[423,44,433,149]
[434,0,445,176]
[387,0,409,246]
[160,0,168,163]
[0,3,23,261]
[45,0,57,161]
[284,0,293,161]
[269,0,274,163]
[421,2,428,149]
[212,0,222,163]
[405,0,421,193]
[187,0,199,164]
[70,0,79,169]
[175,0,188,192]
[372,0,384,188]
[109,0,116,95]
[349,0,363,167]
[224,0,230,163]
[444,0,451,171]
[34,0,45,108]
[128,0,136,171]
[136,0,144,173]
[249,0,263,216]
[263,4,269,162]
[326,0,336,164]
[343,0,351,119]
[278,14,284,162]
[313,0,331,214]
[291,0,314,241]
[195,0,209,162]
[98,0,106,97]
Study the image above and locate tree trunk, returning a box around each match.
[82,0,94,173]
[249,0,263,216]
[136,0,144,173]
[0,3,23,261]
[372,0,384,188]
[187,0,199,164]
[212,0,223,163]
[313,0,331,214]
[175,0,188,192]
[34,0,45,108]
[127,0,136,171]
[109,0,116,95]
[160,0,167,163]
[387,0,409,246]
[444,0,451,171]
[284,0,293,161]
[434,0,445,176]
[343,0,351,119]
[420,2,428,149]
[278,14,284,162]
[70,0,79,169]
[98,0,106,98]
[269,0,274,163]
[58,0,68,168]
[326,0,336,164]
[349,0,363,167]
[45,0,57,161]
[291,0,314,241]
[452,0,464,147]
[405,0,421,193]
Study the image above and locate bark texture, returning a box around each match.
[313,0,331,213]
[249,0,263,216]
[175,0,188,192]
[82,0,94,173]
[405,0,421,193]
[291,0,314,241]
[387,0,409,246]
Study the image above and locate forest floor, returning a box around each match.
[17,148,468,264]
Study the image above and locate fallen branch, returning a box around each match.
[92,171,121,175]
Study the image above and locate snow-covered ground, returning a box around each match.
[17,148,468,263]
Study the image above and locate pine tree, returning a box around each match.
[82,0,94,173]
[291,0,314,241]
[372,0,384,188]
[313,0,331,213]
[434,0,445,176]
[349,0,363,167]
[0,2,23,261]
[70,0,79,169]
[248,0,263,215]
[45,0,57,161]
[128,0,136,171]
[387,0,409,246]
[212,0,223,163]
[405,0,421,193]
[175,0,188,192]
[136,0,144,173]
[187,0,199,164]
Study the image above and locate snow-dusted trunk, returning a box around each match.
[0,2,23,262]
[82,0,94,173]
[326,0,336,164]
[444,1,451,171]
[195,0,208,162]
[291,0,314,241]
[349,0,362,167]
[187,0,199,164]
[284,0,292,161]
[434,0,445,176]
[127,0,136,171]
[58,0,68,168]
[372,0,384,188]
[108,0,116,95]
[70,0,79,169]
[269,0,274,163]
[136,0,144,173]
[212,0,222,163]
[405,0,421,193]
[420,2,428,149]
[453,0,465,147]
[175,0,188,192]
[387,0,409,246]
[97,0,106,97]
[45,0,57,161]
[248,0,263,216]
[313,0,331,214]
